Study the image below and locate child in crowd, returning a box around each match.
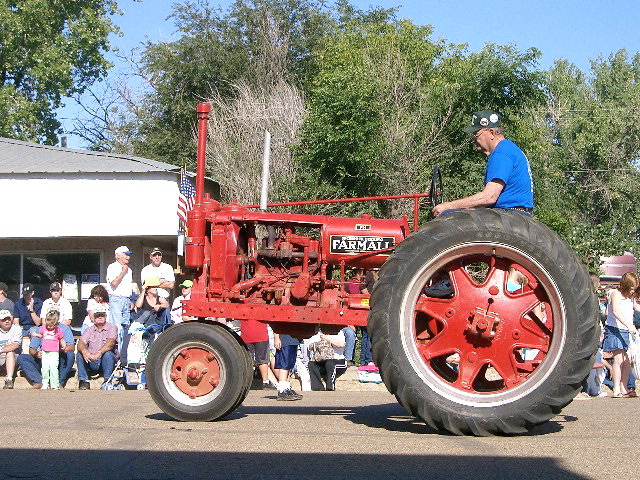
[32,310,67,389]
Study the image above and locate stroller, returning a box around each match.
[102,309,171,390]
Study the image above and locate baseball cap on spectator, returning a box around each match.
[50,282,62,291]
[115,246,133,255]
[22,283,34,295]
[179,280,193,288]
[0,282,7,295]
[0,309,11,319]
[463,110,502,133]
[150,247,162,255]
[93,305,107,317]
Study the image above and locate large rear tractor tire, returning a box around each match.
[369,209,600,435]
[146,322,253,422]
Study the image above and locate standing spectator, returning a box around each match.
[170,280,194,324]
[241,319,273,389]
[0,282,14,313]
[17,317,75,389]
[358,270,379,366]
[342,326,357,366]
[13,283,43,337]
[0,309,21,389]
[308,330,348,391]
[76,307,117,390]
[40,282,73,326]
[140,247,175,295]
[82,284,111,333]
[603,272,640,398]
[31,310,66,389]
[106,246,134,338]
[273,333,303,401]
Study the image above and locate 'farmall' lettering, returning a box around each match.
[330,235,395,254]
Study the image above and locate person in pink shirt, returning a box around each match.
[32,310,66,389]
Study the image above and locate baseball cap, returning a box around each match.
[93,305,107,317]
[179,279,194,288]
[150,247,162,255]
[0,282,7,294]
[115,246,133,255]
[22,283,34,295]
[50,282,62,291]
[0,309,12,319]
[463,111,502,133]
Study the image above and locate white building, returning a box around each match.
[0,137,218,327]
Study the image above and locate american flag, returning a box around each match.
[177,174,196,231]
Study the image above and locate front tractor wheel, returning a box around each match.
[146,322,252,422]
[369,209,600,435]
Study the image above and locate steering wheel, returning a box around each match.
[429,164,444,209]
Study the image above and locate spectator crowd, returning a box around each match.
[0,246,375,395]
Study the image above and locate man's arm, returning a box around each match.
[0,342,19,354]
[109,263,128,290]
[96,338,116,357]
[433,181,504,217]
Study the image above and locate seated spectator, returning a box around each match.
[18,312,75,389]
[0,282,14,313]
[82,284,111,333]
[40,282,73,326]
[170,280,195,324]
[0,309,21,389]
[13,283,43,337]
[132,279,169,328]
[307,329,347,391]
[76,307,117,390]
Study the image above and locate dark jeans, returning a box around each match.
[359,327,373,365]
[76,351,117,382]
[17,351,75,386]
[308,359,348,390]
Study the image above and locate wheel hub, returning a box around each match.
[170,347,220,398]
[465,307,500,340]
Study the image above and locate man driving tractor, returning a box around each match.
[432,110,534,217]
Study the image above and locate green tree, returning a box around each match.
[535,51,640,270]
[0,0,119,143]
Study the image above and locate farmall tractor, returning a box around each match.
[146,104,600,436]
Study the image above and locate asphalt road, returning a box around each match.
[1,387,635,480]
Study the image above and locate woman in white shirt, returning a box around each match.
[307,330,347,391]
[603,272,640,398]
[81,285,111,333]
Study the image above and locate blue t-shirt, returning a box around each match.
[484,139,534,209]
[13,297,43,328]
[28,324,74,352]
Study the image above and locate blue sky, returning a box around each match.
[58,0,640,147]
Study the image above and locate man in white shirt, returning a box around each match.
[106,246,134,337]
[140,247,175,296]
[40,282,73,326]
[0,309,21,389]
[170,279,194,324]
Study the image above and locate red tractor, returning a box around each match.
[146,104,600,436]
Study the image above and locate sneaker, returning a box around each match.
[277,388,303,401]
[3,379,13,389]
[78,380,90,390]
[596,391,609,398]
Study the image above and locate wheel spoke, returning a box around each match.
[454,354,486,391]
[491,349,523,388]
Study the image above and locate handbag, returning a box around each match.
[309,338,334,362]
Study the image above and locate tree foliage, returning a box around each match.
[0,0,119,143]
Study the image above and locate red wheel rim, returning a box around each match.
[170,347,221,399]
[408,247,561,401]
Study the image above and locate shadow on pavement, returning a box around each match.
[0,448,590,480]
[146,401,570,436]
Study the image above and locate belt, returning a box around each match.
[508,207,533,213]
